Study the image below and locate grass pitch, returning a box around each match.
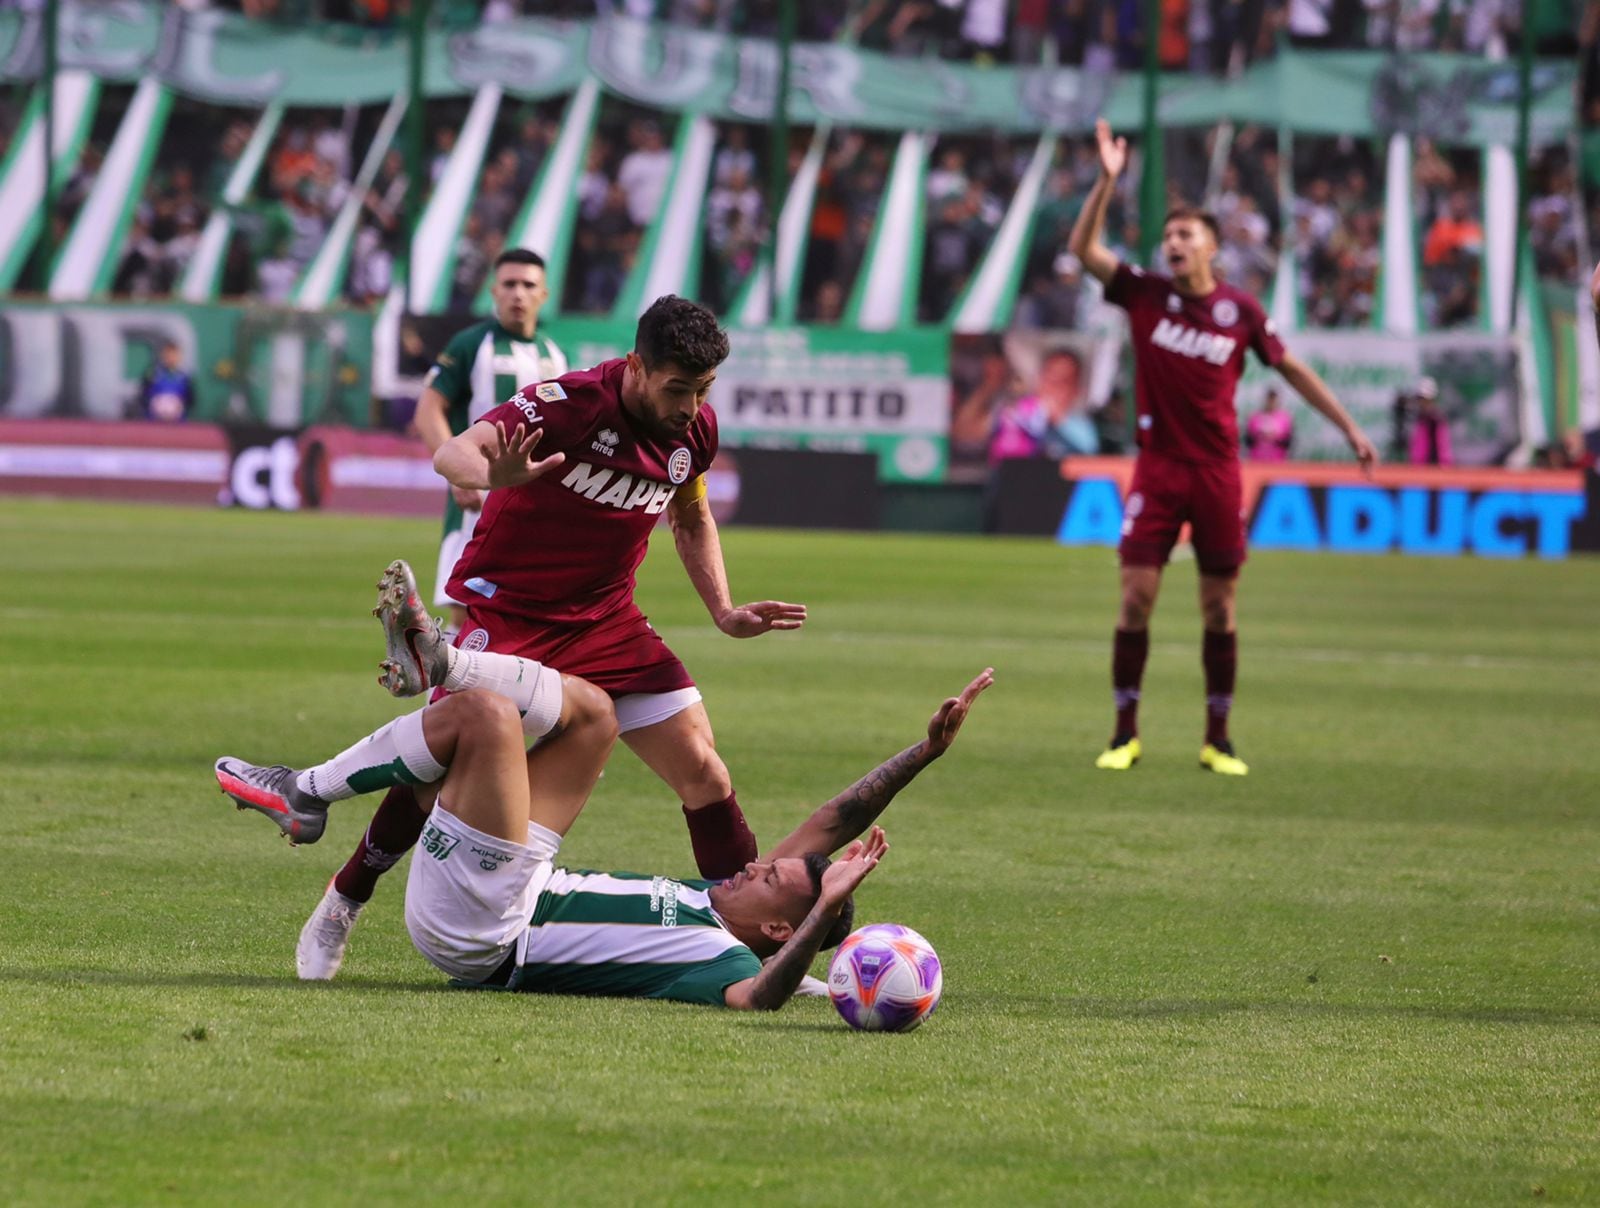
[3,499,1597,1205]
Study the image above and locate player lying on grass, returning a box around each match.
[214,565,993,1007]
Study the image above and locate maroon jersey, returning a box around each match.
[1105,263,1285,463]
[447,358,718,624]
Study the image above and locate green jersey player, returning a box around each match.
[215,562,993,1007]
[414,248,568,633]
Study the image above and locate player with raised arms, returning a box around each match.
[414,247,568,635]
[215,566,993,1009]
[287,296,805,980]
[1069,119,1378,775]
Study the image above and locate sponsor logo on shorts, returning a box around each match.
[534,382,567,403]
[649,876,681,927]
[471,843,516,872]
[1211,299,1239,327]
[667,448,692,485]
[461,627,490,652]
[1122,491,1144,537]
[420,823,459,862]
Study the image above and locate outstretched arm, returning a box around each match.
[1277,353,1378,477]
[724,830,888,1011]
[434,419,566,491]
[668,489,807,638]
[1066,119,1127,286]
[764,670,994,861]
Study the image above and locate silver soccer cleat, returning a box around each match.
[373,559,449,698]
[297,880,364,981]
[214,756,330,846]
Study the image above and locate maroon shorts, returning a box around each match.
[454,603,696,699]
[1119,451,1247,578]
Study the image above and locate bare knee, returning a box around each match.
[1119,584,1157,629]
[1199,579,1237,633]
[560,677,620,747]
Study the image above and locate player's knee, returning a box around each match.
[1119,590,1155,628]
[679,744,733,804]
[1202,599,1235,632]
[561,677,620,746]
[450,688,523,741]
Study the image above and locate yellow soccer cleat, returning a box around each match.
[1095,735,1142,770]
[1200,742,1249,776]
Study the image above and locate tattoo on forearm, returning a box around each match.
[826,741,932,836]
[751,906,838,1011]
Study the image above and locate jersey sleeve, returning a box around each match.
[424,327,479,416]
[1249,302,1287,368]
[649,947,764,1007]
[1103,262,1148,311]
[477,379,589,455]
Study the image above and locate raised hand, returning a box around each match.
[819,827,888,908]
[717,600,807,638]
[1095,118,1128,180]
[926,667,995,756]
[486,421,565,490]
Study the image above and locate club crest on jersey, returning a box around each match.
[667,447,692,485]
[534,382,567,403]
[591,428,620,456]
[1211,299,1239,327]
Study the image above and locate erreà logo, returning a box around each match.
[591,428,620,456]
[561,462,677,514]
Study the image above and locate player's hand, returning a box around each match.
[486,421,565,489]
[819,827,888,908]
[1095,119,1128,180]
[717,600,807,638]
[451,484,486,512]
[926,667,995,756]
[1348,428,1379,479]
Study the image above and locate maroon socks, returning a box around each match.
[1111,627,1150,738]
[1202,628,1237,746]
[682,793,759,881]
[333,785,428,903]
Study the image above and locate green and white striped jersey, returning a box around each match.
[426,318,569,438]
[504,869,763,1007]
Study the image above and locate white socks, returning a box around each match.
[295,708,447,801]
[441,648,564,739]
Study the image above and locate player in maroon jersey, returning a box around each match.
[1069,119,1377,776]
[292,296,807,979]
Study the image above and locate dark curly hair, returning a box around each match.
[634,294,730,376]
[804,851,856,950]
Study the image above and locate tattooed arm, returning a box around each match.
[764,670,994,861]
[724,830,888,1011]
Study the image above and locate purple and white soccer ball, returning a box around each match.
[826,923,943,1033]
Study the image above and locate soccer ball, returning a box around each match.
[826,923,943,1032]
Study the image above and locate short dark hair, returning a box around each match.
[1041,347,1082,371]
[1164,206,1221,244]
[634,295,730,376]
[493,248,546,272]
[804,851,856,951]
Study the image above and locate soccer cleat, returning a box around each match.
[374,559,448,698]
[297,880,364,981]
[215,757,330,845]
[1200,741,1250,776]
[1095,734,1142,770]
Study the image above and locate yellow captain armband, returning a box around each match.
[673,473,707,505]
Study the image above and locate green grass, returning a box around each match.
[3,499,1598,1205]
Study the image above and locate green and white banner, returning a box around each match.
[0,5,1575,141]
[0,300,373,429]
[1237,331,1523,465]
[540,318,950,482]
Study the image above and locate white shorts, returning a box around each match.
[434,508,479,610]
[614,686,701,734]
[404,804,560,982]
